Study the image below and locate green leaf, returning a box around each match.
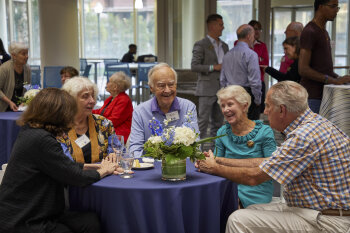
[197,134,227,144]
[178,145,193,159]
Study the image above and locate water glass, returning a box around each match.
[120,151,134,179]
[110,134,124,164]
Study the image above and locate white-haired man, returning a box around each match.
[129,63,199,157]
[198,81,350,232]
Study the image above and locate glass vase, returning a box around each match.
[161,158,186,181]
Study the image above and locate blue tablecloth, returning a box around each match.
[69,160,238,233]
[0,112,22,166]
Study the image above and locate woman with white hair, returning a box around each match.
[0,42,30,112]
[57,77,116,164]
[93,71,133,143]
[214,85,276,208]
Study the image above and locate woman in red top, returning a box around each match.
[93,72,133,143]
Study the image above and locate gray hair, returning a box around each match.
[148,63,177,87]
[288,22,304,34]
[109,71,131,92]
[217,85,251,112]
[237,26,253,40]
[62,76,99,100]
[268,81,308,113]
[9,42,28,55]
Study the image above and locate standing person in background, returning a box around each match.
[220,24,261,120]
[60,66,79,85]
[0,38,11,64]
[93,72,133,143]
[121,44,137,63]
[0,42,31,112]
[299,0,350,113]
[248,20,268,113]
[191,14,228,149]
[279,22,303,73]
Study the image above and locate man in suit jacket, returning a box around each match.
[191,14,228,144]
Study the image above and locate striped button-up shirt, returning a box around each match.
[260,108,350,210]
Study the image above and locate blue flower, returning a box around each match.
[149,118,163,136]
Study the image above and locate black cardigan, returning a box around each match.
[0,126,100,232]
[265,59,301,83]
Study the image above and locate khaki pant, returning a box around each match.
[226,203,350,233]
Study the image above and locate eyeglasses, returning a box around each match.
[324,4,340,10]
[156,82,176,90]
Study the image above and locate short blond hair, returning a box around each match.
[268,81,308,113]
[109,72,131,92]
[62,76,99,100]
[9,42,28,55]
[217,85,251,111]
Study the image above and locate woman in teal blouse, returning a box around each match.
[215,85,276,207]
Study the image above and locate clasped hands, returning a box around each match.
[195,150,218,174]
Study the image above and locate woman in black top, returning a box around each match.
[263,36,301,83]
[0,38,11,64]
[0,88,116,233]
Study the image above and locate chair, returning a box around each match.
[43,66,65,88]
[30,65,41,87]
[132,62,156,104]
[105,63,132,81]
[103,59,120,77]
[82,64,92,78]
[80,58,88,75]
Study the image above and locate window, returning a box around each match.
[81,0,156,59]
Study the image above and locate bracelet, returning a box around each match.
[324,75,329,84]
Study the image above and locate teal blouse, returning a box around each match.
[215,120,276,207]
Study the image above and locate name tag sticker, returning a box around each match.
[75,134,90,148]
[166,111,180,122]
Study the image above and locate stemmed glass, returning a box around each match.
[110,134,124,165]
[120,151,135,179]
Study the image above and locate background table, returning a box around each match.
[320,84,350,136]
[0,112,22,166]
[70,160,238,233]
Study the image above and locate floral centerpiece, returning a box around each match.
[17,84,41,110]
[143,111,225,181]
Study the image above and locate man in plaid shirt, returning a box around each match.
[198,81,350,232]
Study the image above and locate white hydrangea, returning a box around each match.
[24,89,40,99]
[173,126,196,146]
[148,136,163,144]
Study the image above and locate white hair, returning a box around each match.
[109,71,131,92]
[62,76,99,100]
[216,85,251,111]
[269,81,308,113]
[148,63,177,87]
[9,42,28,55]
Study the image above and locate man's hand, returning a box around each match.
[97,159,116,178]
[213,64,222,71]
[106,153,117,163]
[333,76,350,85]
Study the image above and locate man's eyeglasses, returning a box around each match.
[156,82,176,90]
[324,4,340,10]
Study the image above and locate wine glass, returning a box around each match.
[120,151,134,179]
[110,134,124,165]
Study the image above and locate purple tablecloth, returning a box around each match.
[0,112,22,166]
[69,160,238,233]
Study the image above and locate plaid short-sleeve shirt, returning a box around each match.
[260,108,350,210]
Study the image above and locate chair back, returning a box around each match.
[82,64,92,78]
[30,65,41,86]
[80,58,87,75]
[43,66,65,88]
[106,63,131,81]
[137,63,157,83]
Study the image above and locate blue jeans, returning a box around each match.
[308,99,321,114]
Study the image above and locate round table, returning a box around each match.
[320,84,350,136]
[0,112,22,166]
[69,160,238,233]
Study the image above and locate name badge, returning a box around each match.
[166,111,179,122]
[75,134,90,148]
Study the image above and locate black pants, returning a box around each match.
[244,87,260,120]
[52,211,101,233]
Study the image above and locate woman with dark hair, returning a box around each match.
[263,36,301,83]
[0,38,11,64]
[0,42,31,112]
[60,66,79,84]
[0,88,116,233]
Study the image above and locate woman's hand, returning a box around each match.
[106,153,117,163]
[97,159,116,178]
[197,150,217,174]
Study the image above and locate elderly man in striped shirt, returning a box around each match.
[198,81,350,232]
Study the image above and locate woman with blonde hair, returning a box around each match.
[93,71,133,143]
[214,85,276,207]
